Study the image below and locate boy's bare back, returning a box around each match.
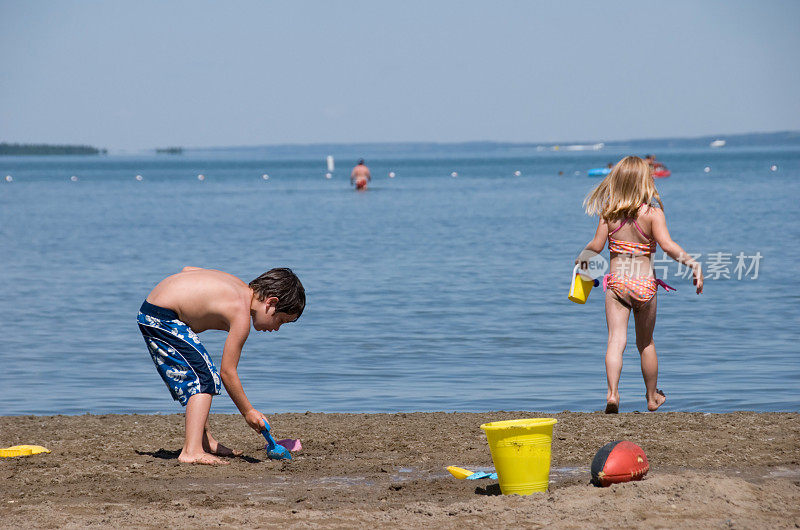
[146,267,252,333]
[137,266,304,456]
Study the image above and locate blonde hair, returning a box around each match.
[583,156,663,221]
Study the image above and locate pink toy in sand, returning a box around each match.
[271,438,302,452]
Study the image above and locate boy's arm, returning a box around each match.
[219,316,268,432]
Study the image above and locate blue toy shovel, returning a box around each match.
[261,419,292,460]
[466,471,498,480]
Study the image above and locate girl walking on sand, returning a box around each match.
[577,156,703,413]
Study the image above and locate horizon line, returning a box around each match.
[156,129,800,152]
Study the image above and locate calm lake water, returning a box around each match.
[1,144,798,415]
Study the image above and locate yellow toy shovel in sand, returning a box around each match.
[446,466,474,479]
[446,466,498,480]
[0,445,51,458]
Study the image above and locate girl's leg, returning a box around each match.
[605,290,631,413]
[633,294,666,411]
[179,393,228,465]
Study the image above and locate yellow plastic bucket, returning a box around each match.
[568,264,594,304]
[480,418,557,495]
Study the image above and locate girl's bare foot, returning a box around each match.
[647,389,666,411]
[178,451,229,465]
[605,391,619,414]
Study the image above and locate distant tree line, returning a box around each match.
[0,143,106,155]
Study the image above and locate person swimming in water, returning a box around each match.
[645,154,664,169]
[350,159,371,191]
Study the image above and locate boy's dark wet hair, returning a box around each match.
[249,268,305,317]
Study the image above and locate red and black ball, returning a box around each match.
[590,441,649,487]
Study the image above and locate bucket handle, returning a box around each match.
[574,263,600,286]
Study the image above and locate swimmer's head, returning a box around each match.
[358,159,365,165]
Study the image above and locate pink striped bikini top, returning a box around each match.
[608,218,656,256]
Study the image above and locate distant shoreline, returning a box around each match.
[182,129,800,153]
[0,142,106,156]
[2,130,797,157]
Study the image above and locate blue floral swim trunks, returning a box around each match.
[137,300,221,406]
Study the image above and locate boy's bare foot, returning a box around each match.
[178,451,230,465]
[203,433,243,457]
[647,389,666,411]
[204,441,242,457]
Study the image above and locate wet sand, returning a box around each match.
[1,412,799,528]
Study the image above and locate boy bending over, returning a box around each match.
[137,267,305,465]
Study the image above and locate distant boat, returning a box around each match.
[562,142,605,151]
[710,139,726,148]
[588,168,611,177]
[653,169,671,178]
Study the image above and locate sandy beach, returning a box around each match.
[1,411,798,528]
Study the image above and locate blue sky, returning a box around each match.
[1,0,798,150]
